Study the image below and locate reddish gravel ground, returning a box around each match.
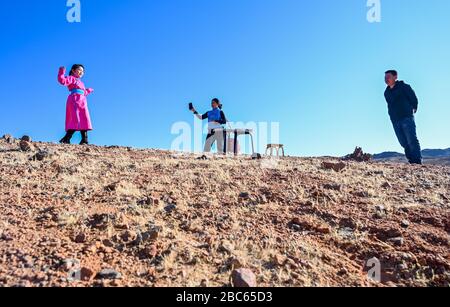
[0,136,449,287]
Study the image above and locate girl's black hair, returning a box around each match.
[70,64,85,76]
[212,98,223,109]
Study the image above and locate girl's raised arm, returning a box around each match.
[57,67,75,86]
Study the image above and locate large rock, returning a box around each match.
[231,268,257,287]
[19,140,33,152]
[21,135,32,142]
[321,161,346,172]
[2,134,14,144]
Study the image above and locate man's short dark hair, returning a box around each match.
[385,70,398,77]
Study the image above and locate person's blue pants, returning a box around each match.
[392,116,422,164]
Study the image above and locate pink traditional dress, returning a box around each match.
[58,67,94,131]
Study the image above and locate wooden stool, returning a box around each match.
[266,144,285,157]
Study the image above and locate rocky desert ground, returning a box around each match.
[0,135,449,287]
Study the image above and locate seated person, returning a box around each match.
[190,98,228,153]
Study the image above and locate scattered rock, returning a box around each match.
[141,245,158,259]
[2,134,14,144]
[401,220,410,228]
[61,259,78,271]
[74,233,87,244]
[271,254,287,266]
[372,226,403,241]
[19,140,33,152]
[239,192,250,199]
[321,161,346,172]
[138,197,155,207]
[291,217,331,234]
[96,269,122,280]
[355,190,370,198]
[406,188,416,194]
[343,147,372,162]
[31,150,52,161]
[80,267,96,281]
[323,183,341,191]
[388,237,404,247]
[291,224,302,232]
[119,230,137,243]
[231,268,257,288]
[88,213,110,230]
[164,204,177,213]
[381,182,392,189]
[218,240,234,254]
[374,205,387,219]
[21,135,32,142]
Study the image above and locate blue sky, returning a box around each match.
[1,0,449,156]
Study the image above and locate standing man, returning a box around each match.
[384,70,422,165]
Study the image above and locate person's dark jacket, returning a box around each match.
[384,81,419,121]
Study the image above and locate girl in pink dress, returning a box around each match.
[58,64,94,145]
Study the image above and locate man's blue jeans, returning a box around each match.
[392,116,422,164]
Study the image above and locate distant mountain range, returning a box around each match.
[373,148,450,165]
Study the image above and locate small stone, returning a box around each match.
[316,225,331,234]
[138,197,155,207]
[374,205,387,219]
[239,192,250,199]
[142,245,158,259]
[323,183,341,191]
[74,233,87,244]
[406,188,416,194]
[271,254,287,266]
[401,220,410,228]
[218,240,234,254]
[145,226,163,241]
[291,224,302,232]
[231,268,257,288]
[355,191,370,198]
[164,204,177,213]
[120,230,137,243]
[33,150,51,161]
[381,182,392,189]
[61,259,77,271]
[80,267,96,281]
[388,237,404,246]
[96,269,122,280]
[102,239,114,247]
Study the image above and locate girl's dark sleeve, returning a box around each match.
[218,111,228,125]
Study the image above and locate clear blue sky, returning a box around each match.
[1,0,449,156]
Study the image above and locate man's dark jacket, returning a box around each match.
[384,81,419,121]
